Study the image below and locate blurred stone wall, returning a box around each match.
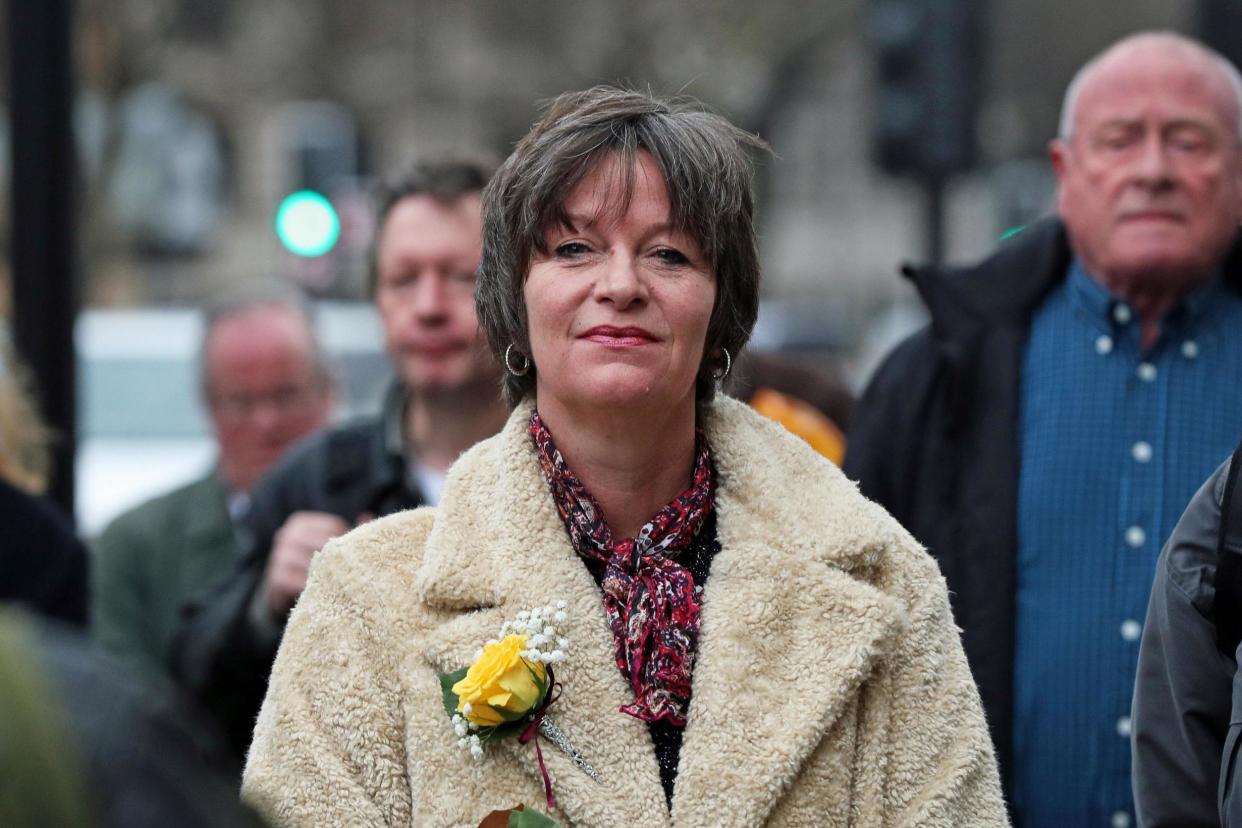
[59,0,1196,347]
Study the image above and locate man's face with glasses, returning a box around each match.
[204,304,333,492]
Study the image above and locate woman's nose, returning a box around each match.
[594,255,647,308]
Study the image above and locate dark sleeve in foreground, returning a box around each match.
[24,615,269,828]
[169,456,313,758]
[0,480,88,627]
[1132,459,1233,828]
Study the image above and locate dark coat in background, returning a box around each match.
[0,478,88,627]
[92,473,238,688]
[843,217,1242,794]
[170,398,423,759]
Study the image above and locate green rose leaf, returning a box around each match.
[508,807,561,827]
[439,666,469,719]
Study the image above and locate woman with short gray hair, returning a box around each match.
[242,86,1007,827]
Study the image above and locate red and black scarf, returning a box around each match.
[529,410,714,727]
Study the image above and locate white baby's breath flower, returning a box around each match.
[542,626,556,639]
[457,737,469,749]
[555,600,567,610]
[553,611,567,623]
[557,637,569,649]
[462,702,473,715]
[517,610,530,621]
[454,722,468,737]
[473,648,483,661]
[549,650,565,663]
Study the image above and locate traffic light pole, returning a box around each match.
[7,0,79,516]
[924,175,946,265]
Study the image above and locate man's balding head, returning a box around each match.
[1059,33,1242,142]
[202,298,334,492]
[1050,32,1242,297]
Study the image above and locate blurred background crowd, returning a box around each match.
[1,0,1237,532]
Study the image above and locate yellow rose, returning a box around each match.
[452,634,547,727]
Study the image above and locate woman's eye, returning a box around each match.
[654,247,690,265]
[554,242,589,258]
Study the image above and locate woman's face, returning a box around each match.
[524,151,716,416]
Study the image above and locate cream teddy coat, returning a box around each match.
[242,397,1008,827]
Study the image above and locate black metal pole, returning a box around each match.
[924,175,946,265]
[8,0,79,516]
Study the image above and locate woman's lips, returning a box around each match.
[580,326,657,346]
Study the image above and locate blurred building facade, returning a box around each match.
[3,0,1198,350]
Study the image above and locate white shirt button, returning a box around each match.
[1131,441,1153,463]
[1117,716,1132,737]
[1111,811,1132,828]
[1095,335,1114,355]
[1113,304,1132,324]
[1182,340,1200,359]
[1121,619,1142,641]
[1126,526,1147,548]
[1137,362,1157,382]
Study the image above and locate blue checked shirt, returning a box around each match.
[1012,260,1242,828]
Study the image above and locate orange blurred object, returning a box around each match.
[749,387,846,464]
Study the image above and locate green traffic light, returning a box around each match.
[275,191,340,257]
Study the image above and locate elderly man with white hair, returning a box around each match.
[845,31,1242,827]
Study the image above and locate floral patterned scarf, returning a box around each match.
[529,410,714,727]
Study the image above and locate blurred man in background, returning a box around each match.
[171,159,507,757]
[846,31,1242,826]
[92,297,334,686]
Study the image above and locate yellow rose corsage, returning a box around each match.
[439,603,573,813]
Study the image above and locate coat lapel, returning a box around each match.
[415,398,905,827]
[416,403,670,827]
[671,401,906,827]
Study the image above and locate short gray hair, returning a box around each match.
[1058,31,1242,141]
[477,86,768,406]
[199,291,331,394]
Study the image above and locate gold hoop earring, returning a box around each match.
[504,344,530,377]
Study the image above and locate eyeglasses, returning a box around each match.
[209,382,325,421]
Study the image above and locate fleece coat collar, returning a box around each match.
[415,397,905,827]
